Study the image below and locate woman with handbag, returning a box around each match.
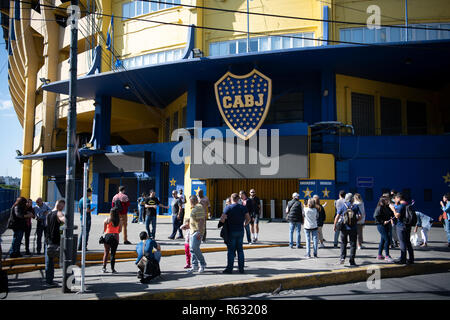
[8,197,33,258]
[102,208,122,273]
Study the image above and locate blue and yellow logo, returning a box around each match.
[214,69,272,140]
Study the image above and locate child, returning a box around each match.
[131,209,139,223]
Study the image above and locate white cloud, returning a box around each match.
[0,99,13,111]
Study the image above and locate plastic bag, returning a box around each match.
[410,233,419,246]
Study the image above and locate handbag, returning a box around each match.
[137,240,148,270]
[99,235,105,244]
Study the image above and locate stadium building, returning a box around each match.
[2,0,450,220]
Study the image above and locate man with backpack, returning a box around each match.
[334,193,361,266]
[389,192,415,265]
[112,186,131,244]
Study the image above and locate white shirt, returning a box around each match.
[179,194,186,209]
[354,201,366,224]
[303,207,318,230]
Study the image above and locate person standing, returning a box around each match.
[78,188,95,251]
[198,189,211,243]
[303,198,319,259]
[390,190,400,248]
[333,190,346,248]
[249,189,261,243]
[373,196,394,262]
[24,199,35,255]
[389,192,414,265]
[286,193,304,249]
[334,193,361,266]
[441,193,450,247]
[33,198,51,255]
[414,211,434,247]
[137,193,146,224]
[313,195,326,249]
[353,193,366,250]
[168,190,183,240]
[187,195,207,273]
[239,190,254,244]
[102,208,122,273]
[220,193,251,274]
[8,197,32,258]
[44,200,66,286]
[112,186,131,244]
[144,190,169,240]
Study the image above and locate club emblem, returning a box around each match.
[214,69,272,140]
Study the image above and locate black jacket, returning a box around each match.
[287,199,304,223]
[9,206,27,231]
[218,220,230,244]
[373,205,393,225]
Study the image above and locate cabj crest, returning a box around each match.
[214,69,272,140]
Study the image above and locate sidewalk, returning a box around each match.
[2,216,450,300]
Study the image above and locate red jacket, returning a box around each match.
[112,193,130,215]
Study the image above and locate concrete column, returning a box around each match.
[270,199,275,220]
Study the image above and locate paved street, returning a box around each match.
[1,215,450,300]
[235,272,450,300]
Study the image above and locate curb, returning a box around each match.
[105,260,450,300]
[3,243,288,275]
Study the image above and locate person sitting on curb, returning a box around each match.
[136,231,161,283]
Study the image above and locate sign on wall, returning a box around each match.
[214,69,272,140]
[299,180,335,200]
[191,180,207,197]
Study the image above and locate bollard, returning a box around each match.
[260,199,263,219]
[282,200,287,220]
[270,200,275,220]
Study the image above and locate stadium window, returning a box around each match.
[249,38,258,52]
[424,189,432,202]
[380,97,402,135]
[407,101,427,135]
[142,1,149,14]
[136,1,142,16]
[365,188,374,202]
[122,2,131,19]
[265,91,304,124]
[351,92,375,136]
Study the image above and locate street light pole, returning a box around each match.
[62,0,79,293]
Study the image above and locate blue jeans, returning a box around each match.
[36,220,45,253]
[44,244,55,284]
[138,206,145,223]
[304,229,318,257]
[169,214,183,238]
[77,218,91,249]
[226,231,245,271]
[445,219,450,243]
[190,231,206,268]
[377,223,391,257]
[245,224,251,243]
[334,229,341,246]
[397,224,414,263]
[289,222,301,248]
[9,229,24,255]
[146,215,157,239]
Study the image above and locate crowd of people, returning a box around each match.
[1,185,450,287]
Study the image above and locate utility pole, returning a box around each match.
[405,0,408,41]
[246,0,250,53]
[62,0,79,293]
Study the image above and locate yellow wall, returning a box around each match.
[335,74,440,135]
[304,153,335,223]
[332,0,450,41]
[204,0,324,54]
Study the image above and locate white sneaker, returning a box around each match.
[198,266,205,273]
[187,266,199,273]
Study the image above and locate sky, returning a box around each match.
[0,30,24,179]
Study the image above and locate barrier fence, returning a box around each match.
[0,187,19,213]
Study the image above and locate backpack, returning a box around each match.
[141,257,161,283]
[343,204,357,227]
[113,198,123,212]
[404,205,417,227]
